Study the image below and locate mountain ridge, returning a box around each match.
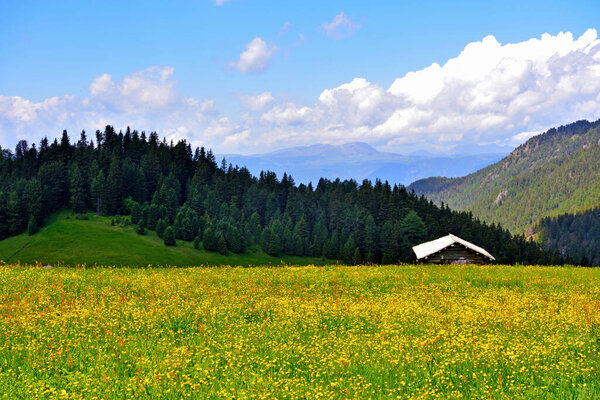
[222,142,506,186]
[408,119,600,233]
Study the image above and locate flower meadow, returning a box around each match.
[0,264,599,399]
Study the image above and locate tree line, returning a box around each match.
[536,207,600,266]
[0,126,559,264]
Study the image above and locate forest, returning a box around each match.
[536,207,600,266]
[0,126,558,265]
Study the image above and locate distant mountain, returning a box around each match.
[408,119,600,234]
[222,142,506,186]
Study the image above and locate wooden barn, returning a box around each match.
[412,234,495,264]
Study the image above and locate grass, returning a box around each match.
[0,264,599,398]
[0,211,330,267]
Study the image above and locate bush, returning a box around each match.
[163,226,176,246]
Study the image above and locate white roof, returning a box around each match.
[412,234,495,261]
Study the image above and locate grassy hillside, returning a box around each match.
[408,119,600,233]
[2,264,599,398]
[0,211,329,267]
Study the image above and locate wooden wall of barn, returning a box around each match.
[420,244,487,264]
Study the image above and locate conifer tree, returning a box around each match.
[203,226,216,251]
[90,170,105,215]
[131,203,141,225]
[217,234,227,255]
[136,220,146,235]
[163,226,176,246]
[27,215,38,236]
[105,152,123,215]
[156,218,168,238]
[352,247,361,265]
[69,164,87,213]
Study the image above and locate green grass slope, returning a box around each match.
[408,119,600,233]
[0,211,329,267]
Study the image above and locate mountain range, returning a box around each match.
[408,119,600,235]
[222,143,506,186]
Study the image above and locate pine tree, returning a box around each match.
[90,170,106,215]
[24,179,43,223]
[163,226,176,246]
[343,235,357,264]
[248,212,262,241]
[203,227,216,251]
[131,203,141,225]
[105,152,123,215]
[136,220,146,235]
[156,218,168,238]
[27,215,38,236]
[69,164,87,213]
[352,247,361,265]
[217,234,227,255]
[402,210,427,246]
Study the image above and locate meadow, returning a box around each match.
[0,211,327,267]
[0,264,599,399]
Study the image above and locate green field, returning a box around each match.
[1,264,599,398]
[0,211,329,267]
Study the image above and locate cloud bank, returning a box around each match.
[1,29,600,155]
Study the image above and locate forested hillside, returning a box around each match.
[0,126,554,265]
[535,207,600,266]
[408,119,600,233]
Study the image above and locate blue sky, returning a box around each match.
[1,0,599,154]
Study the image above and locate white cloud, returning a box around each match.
[260,103,314,125]
[321,12,361,40]
[374,29,600,150]
[213,0,230,6]
[0,66,217,150]
[88,74,115,96]
[239,92,274,111]
[199,99,219,114]
[2,30,600,155]
[230,37,277,74]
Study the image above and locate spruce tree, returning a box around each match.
[163,226,176,246]
[136,220,146,235]
[27,215,38,236]
[217,234,227,255]
[90,170,105,215]
[69,164,87,213]
[352,247,361,265]
[203,227,216,251]
[105,153,123,215]
[156,218,167,238]
[343,235,357,264]
[131,203,141,225]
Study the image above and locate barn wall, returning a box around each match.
[422,247,487,264]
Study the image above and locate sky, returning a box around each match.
[1,0,599,155]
